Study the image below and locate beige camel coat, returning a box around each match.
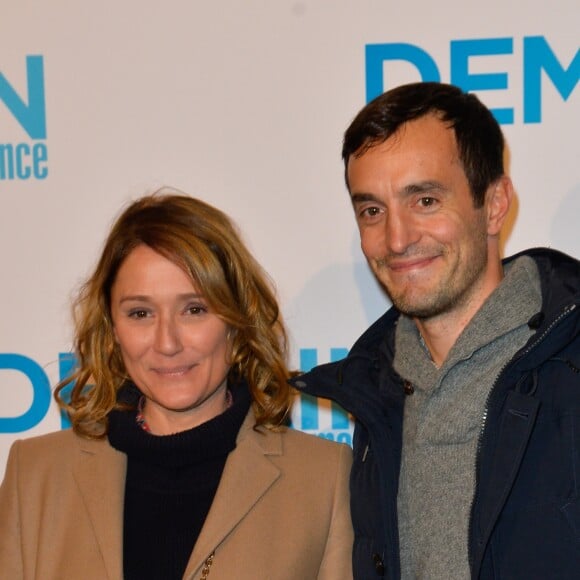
[0,412,353,579]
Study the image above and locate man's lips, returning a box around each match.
[380,255,439,272]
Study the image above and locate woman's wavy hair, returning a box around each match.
[55,191,292,438]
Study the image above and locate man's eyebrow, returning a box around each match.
[350,192,382,205]
[401,180,446,195]
[350,182,446,205]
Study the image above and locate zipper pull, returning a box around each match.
[362,444,370,462]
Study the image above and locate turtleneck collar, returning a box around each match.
[107,380,252,468]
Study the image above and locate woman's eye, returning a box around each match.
[186,304,207,315]
[128,309,149,319]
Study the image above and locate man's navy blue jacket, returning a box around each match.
[292,248,580,579]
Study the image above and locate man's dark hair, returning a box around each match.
[342,82,505,207]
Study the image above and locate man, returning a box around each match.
[291,82,580,579]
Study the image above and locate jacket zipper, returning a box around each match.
[468,302,577,572]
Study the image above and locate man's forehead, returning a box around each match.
[352,114,455,160]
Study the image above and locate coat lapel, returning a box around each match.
[183,413,282,578]
[72,436,127,580]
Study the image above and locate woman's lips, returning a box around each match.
[151,364,196,376]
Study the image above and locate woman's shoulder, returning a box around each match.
[270,425,352,467]
[280,425,349,449]
[256,427,352,499]
[14,428,83,451]
[17,427,77,444]
[9,429,110,468]
[237,411,353,477]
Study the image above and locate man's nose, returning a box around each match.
[385,209,419,254]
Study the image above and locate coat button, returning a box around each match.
[403,380,414,395]
[372,553,385,575]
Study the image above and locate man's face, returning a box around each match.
[347,114,500,322]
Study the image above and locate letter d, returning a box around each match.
[0,354,51,432]
[366,43,440,102]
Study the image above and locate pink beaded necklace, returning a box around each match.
[135,390,234,433]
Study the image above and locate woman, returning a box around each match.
[0,192,353,579]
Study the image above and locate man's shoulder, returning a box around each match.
[351,306,400,354]
[507,247,580,281]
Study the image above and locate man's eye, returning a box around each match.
[361,206,381,218]
[419,197,436,207]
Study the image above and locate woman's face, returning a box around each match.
[110,244,231,434]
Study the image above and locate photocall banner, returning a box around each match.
[1,1,578,479]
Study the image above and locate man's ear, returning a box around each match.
[486,176,513,236]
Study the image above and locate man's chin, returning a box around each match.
[389,293,447,319]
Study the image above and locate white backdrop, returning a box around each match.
[1,0,578,479]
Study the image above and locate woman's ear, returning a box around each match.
[225,327,237,365]
[486,175,514,236]
[111,318,120,344]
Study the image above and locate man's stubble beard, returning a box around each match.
[373,228,489,321]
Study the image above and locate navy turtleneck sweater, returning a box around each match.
[107,382,251,580]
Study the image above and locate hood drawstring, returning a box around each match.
[515,356,579,397]
[515,369,539,396]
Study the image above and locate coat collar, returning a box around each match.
[70,411,283,580]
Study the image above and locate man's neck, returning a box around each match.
[414,265,505,367]
[415,315,469,368]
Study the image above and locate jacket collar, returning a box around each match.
[292,248,580,404]
[502,248,580,373]
[71,410,284,580]
[506,248,580,313]
[290,303,400,421]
